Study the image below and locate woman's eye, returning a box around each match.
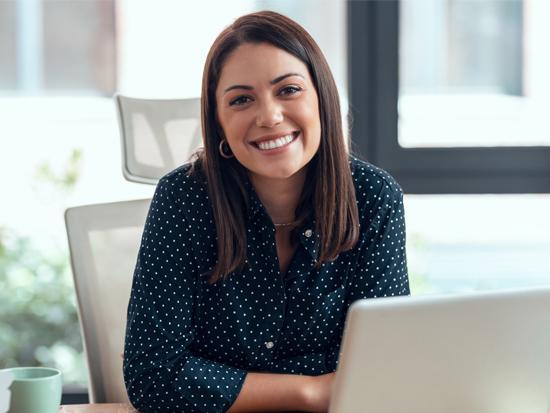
[279,86,302,96]
[229,96,252,106]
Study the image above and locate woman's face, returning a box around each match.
[215,42,321,181]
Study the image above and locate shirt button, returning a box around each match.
[265,341,274,349]
[304,229,313,238]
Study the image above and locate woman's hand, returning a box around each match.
[302,372,336,413]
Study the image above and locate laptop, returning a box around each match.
[329,287,550,413]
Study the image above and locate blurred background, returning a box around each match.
[1,0,549,395]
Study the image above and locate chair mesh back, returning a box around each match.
[116,95,202,184]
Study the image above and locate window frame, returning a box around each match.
[347,0,550,194]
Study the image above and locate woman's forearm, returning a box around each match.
[227,371,314,412]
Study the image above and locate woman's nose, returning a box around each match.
[255,99,283,128]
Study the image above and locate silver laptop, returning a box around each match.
[329,287,550,413]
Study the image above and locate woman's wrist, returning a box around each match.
[299,372,336,413]
[299,375,319,411]
[227,372,317,412]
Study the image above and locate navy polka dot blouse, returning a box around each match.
[123,156,410,413]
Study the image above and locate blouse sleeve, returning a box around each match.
[123,177,247,413]
[325,180,410,372]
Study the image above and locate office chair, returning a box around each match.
[65,199,150,403]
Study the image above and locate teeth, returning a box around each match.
[257,134,295,150]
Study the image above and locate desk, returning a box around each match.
[59,404,302,413]
[60,404,137,413]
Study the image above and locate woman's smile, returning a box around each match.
[249,130,301,154]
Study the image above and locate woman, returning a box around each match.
[123,10,409,413]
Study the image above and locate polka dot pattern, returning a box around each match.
[123,156,410,412]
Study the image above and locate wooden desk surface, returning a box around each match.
[60,404,137,413]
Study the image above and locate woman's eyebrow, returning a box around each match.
[223,72,305,94]
[270,72,304,85]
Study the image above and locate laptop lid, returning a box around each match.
[330,287,550,413]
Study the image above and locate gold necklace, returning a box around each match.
[274,221,296,228]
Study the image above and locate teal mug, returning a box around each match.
[0,367,62,413]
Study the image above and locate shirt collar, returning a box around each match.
[244,178,320,262]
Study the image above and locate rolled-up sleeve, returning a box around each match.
[123,177,247,413]
[325,180,410,371]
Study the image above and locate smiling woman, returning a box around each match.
[123,10,410,413]
[197,11,361,285]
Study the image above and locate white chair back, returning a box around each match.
[115,94,202,184]
[64,199,151,403]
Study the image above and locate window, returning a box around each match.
[400,0,549,148]
[348,0,550,194]
[0,0,115,95]
[405,194,550,294]
[348,0,550,295]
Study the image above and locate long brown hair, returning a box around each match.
[190,10,359,284]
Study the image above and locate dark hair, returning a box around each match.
[190,10,359,284]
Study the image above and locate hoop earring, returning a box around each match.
[219,139,234,159]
